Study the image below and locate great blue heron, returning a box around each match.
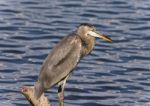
[34,23,112,106]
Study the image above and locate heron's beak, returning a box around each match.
[88,31,112,42]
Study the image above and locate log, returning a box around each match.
[20,86,51,106]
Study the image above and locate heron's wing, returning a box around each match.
[38,34,82,88]
[46,35,80,66]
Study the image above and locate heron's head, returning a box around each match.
[77,23,112,42]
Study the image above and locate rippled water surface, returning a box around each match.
[0,0,150,106]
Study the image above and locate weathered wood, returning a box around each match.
[20,86,51,106]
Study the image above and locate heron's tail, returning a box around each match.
[34,81,44,99]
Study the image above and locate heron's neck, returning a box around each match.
[80,35,95,57]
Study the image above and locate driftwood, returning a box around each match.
[20,86,51,106]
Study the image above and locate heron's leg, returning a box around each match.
[58,75,70,106]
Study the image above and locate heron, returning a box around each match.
[34,23,112,106]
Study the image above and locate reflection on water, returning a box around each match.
[0,0,150,106]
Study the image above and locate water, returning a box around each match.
[0,0,150,106]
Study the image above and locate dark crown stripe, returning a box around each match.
[79,23,94,27]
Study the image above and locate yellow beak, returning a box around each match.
[88,31,112,42]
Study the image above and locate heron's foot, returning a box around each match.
[58,85,64,106]
[58,92,64,106]
[57,75,70,106]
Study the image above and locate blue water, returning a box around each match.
[0,0,150,106]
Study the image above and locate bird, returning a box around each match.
[34,23,112,106]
